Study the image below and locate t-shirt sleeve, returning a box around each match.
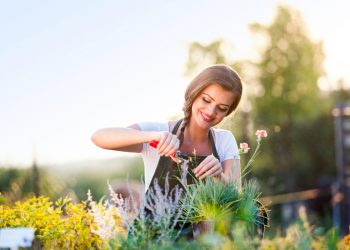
[137,121,167,132]
[221,130,240,161]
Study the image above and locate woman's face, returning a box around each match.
[191,83,235,130]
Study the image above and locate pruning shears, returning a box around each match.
[149,140,199,181]
[149,140,190,163]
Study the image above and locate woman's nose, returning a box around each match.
[206,105,216,116]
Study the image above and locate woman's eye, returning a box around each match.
[218,107,228,112]
[202,97,210,103]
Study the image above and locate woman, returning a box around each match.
[91,64,242,194]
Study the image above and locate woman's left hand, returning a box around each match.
[193,155,223,180]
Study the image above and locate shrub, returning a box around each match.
[0,194,125,249]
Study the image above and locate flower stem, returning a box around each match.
[242,138,261,177]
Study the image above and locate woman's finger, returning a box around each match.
[157,132,167,151]
[158,133,172,154]
[210,168,223,178]
[194,155,216,175]
[198,163,222,180]
[195,157,217,177]
[198,166,216,180]
[163,136,178,156]
[193,155,212,173]
[172,139,180,154]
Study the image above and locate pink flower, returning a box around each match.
[256,130,268,138]
[240,142,250,153]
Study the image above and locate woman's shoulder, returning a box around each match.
[212,128,237,142]
[212,127,233,136]
[168,119,181,132]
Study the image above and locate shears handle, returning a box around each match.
[149,140,176,157]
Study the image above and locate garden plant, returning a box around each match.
[1,129,350,249]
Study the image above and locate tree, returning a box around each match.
[184,3,342,229]
[185,39,240,77]
[249,5,327,195]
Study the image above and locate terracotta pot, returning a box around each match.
[192,220,215,238]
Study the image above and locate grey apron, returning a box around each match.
[144,118,220,237]
[146,118,220,194]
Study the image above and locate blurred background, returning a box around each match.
[1,1,350,236]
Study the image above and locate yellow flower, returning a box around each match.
[344,234,350,245]
[0,195,122,249]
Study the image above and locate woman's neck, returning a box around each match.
[184,120,210,144]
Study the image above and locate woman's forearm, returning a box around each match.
[231,161,242,190]
[220,159,241,190]
[91,127,159,150]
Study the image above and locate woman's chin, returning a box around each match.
[195,117,215,129]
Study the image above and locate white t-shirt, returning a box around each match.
[137,121,240,191]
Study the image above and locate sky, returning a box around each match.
[1,0,349,167]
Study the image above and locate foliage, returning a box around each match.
[0,166,78,204]
[107,173,266,249]
[111,176,191,249]
[185,39,243,77]
[183,8,341,237]
[86,189,127,248]
[178,130,268,241]
[250,5,325,121]
[1,185,349,249]
[0,157,144,204]
[259,207,346,250]
[113,192,349,250]
[0,193,125,249]
[181,177,240,222]
[0,192,4,204]
[181,177,266,241]
[248,4,328,194]
[104,129,268,249]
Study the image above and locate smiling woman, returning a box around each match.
[91,64,243,236]
[91,64,242,189]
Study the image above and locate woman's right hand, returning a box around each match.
[154,131,180,157]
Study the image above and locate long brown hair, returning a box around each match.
[179,64,242,146]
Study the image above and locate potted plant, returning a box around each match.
[181,177,239,237]
[180,129,269,238]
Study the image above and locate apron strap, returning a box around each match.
[171,118,183,134]
[209,129,220,162]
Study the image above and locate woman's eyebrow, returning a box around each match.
[202,93,230,107]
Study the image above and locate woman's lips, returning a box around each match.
[200,111,214,122]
